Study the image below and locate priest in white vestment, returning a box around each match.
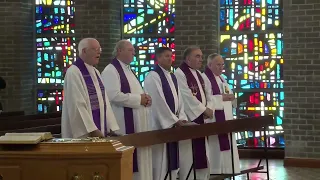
[61,38,119,138]
[202,53,240,174]
[144,47,188,180]
[174,46,215,180]
[101,39,153,180]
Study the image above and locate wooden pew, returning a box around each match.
[0,111,24,117]
[111,115,274,180]
[0,112,61,121]
[0,117,61,137]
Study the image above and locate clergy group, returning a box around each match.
[61,38,240,180]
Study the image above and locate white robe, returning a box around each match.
[61,64,119,138]
[174,67,212,180]
[202,73,240,174]
[101,59,152,180]
[144,66,188,180]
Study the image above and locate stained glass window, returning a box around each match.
[35,0,75,113]
[37,89,64,113]
[219,0,284,147]
[123,0,175,85]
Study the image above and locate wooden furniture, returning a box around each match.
[0,139,134,180]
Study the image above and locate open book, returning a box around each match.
[0,132,53,144]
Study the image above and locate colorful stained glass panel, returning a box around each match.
[123,0,175,34]
[220,33,284,89]
[235,91,284,125]
[36,37,76,84]
[220,0,282,32]
[37,89,64,113]
[35,0,75,34]
[128,37,175,85]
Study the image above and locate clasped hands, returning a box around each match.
[140,93,152,107]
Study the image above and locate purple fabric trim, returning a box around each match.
[204,66,231,151]
[179,62,208,169]
[111,58,138,173]
[153,65,179,170]
[73,58,107,135]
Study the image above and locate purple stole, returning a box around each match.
[179,62,208,169]
[111,58,139,173]
[153,65,179,171]
[204,66,231,151]
[73,58,107,134]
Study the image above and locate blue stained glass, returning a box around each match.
[124,7,135,13]
[220,10,225,21]
[267,0,273,5]
[231,49,236,55]
[220,0,225,5]
[264,44,269,53]
[237,65,242,71]
[147,9,154,14]
[277,40,282,54]
[256,0,261,3]
[229,9,234,26]
[242,85,251,89]
[277,117,282,125]
[275,9,279,15]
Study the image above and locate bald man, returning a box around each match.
[101,39,152,180]
[61,38,119,138]
[202,53,240,174]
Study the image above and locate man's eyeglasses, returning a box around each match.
[87,47,102,53]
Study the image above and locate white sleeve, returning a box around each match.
[101,65,141,109]
[63,68,97,138]
[174,69,206,121]
[144,72,179,129]
[202,73,224,110]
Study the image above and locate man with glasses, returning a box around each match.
[202,53,240,175]
[101,39,152,180]
[61,38,120,139]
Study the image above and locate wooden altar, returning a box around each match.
[0,139,134,180]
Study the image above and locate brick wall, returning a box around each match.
[75,0,121,71]
[283,0,320,159]
[0,1,34,114]
[175,0,218,67]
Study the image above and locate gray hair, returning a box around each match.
[112,39,131,57]
[207,53,220,66]
[183,46,200,60]
[78,38,98,56]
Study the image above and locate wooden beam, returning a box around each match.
[284,158,320,168]
[111,115,274,147]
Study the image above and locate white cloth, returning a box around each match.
[101,59,152,180]
[202,73,240,174]
[174,67,211,180]
[61,64,119,138]
[144,66,187,180]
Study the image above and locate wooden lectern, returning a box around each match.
[0,139,134,180]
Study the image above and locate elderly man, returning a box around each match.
[61,38,120,138]
[101,39,152,180]
[144,47,188,180]
[174,46,214,180]
[202,53,240,174]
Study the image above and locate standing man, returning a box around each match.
[202,53,240,174]
[144,47,188,180]
[174,46,214,180]
[101,39,152,180]
[61,38,120,138]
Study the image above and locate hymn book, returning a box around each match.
[0,132,53,144]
